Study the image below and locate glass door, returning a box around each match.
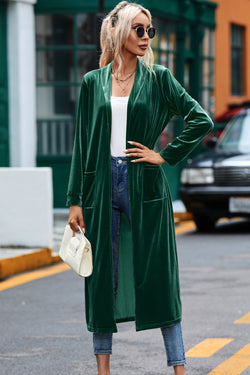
[36,13,97,207]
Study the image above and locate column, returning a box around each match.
[7,0,37,167]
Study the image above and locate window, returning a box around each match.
[151,18,177,74]
[231,24,245,96]
[36,14,97,156]
[151,18,177,151]
[201,28,215,116]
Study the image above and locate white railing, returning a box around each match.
[37,119,75,156]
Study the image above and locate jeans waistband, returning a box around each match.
[111,156,127,166]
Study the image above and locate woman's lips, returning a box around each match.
[139,45,148,50]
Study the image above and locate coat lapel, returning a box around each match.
[100,62,113,131]
[127,58,148,134]
[99,58,148,138]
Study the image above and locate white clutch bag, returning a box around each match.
[59,225,93,277]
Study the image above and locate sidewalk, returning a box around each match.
[0,202,192,280]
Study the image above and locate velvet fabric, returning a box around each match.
[66,58,214,333]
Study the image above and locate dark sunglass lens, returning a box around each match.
[148,27,155,39]
[136,27,145,38]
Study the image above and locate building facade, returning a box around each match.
[0,0,217,207]
[209,0,250,118]
[0,2,9,167]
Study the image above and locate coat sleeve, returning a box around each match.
[159,68,214,166]
[66,78,88,207]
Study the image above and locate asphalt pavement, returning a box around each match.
[0,217,250,375]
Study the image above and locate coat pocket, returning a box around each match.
[83,171,96,208]
[143,164,167,203]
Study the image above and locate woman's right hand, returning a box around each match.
[68,205,85,233]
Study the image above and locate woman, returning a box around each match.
[67,2,213,374]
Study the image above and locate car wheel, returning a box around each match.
[193,214,217,232]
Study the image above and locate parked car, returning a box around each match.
[179,108,250,231]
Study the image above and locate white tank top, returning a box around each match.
[110,96,129,157]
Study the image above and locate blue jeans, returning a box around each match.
[110,156,130,296]
[93,157,186,367]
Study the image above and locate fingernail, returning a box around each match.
[123,150,127,152]
[128,141,133,144]
[131,160,135,163]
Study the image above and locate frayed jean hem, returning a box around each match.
[168,359,186,367]
[94,349,112,355]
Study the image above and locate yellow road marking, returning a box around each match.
[175,220,196,235]
[186,338,234,358]
[207,344,250,375]
[0,263,70,291]
[234,312,250,324]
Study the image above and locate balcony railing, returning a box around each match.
[37,118,75,156]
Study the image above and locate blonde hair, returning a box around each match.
[99,1,154,73]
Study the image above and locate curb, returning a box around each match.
[0,248,61,280]
[0,212,193,281]
[174,211,193,225]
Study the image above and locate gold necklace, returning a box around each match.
[111,69,135,82]
[112,71,135,95]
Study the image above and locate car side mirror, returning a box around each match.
[206,137,217,149]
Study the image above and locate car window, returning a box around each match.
[218,115,250,153]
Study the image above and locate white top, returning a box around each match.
[110,96,129,157]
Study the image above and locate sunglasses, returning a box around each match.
[132,26,156,39]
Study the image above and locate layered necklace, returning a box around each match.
[111,68,136,95]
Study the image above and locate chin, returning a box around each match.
[136,50,147,57]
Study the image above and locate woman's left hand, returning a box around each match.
[124,141,165,165]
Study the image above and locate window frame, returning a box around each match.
[35,13,97,156]
[151,17,177,74]
[231,23,245,97]
[200,28,215,117]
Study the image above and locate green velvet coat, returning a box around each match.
[66,58,214,333]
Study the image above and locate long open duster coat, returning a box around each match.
[66,58,214,333]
